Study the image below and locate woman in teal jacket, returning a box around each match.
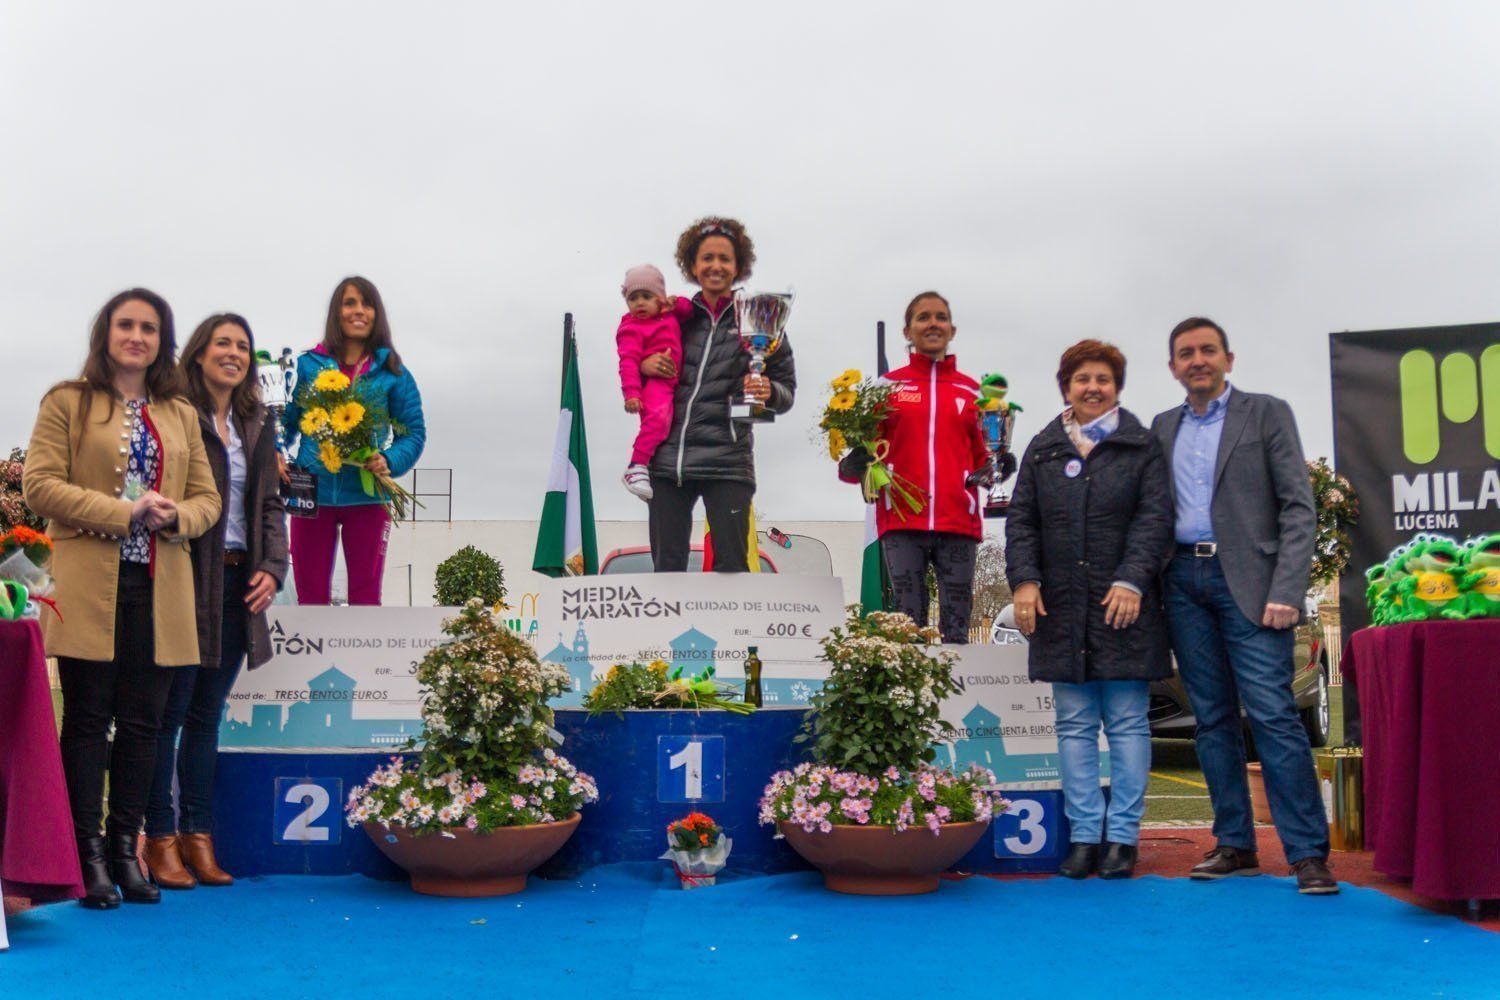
[281,276,425,605]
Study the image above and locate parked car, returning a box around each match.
[600,529,836,576]
[600,544,777,574]
[995,597,1332,748]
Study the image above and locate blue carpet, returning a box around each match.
[4,867,1499,999]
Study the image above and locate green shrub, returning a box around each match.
[433,545,506,607]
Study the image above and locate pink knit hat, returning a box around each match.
[622,264,667,300]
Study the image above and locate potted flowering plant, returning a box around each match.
[660,812,732,888]
[759,609,1007,895]
[0,525,55,615]
[1308,457,1359,587]
[0,448,45,533]
[346,599,598,896]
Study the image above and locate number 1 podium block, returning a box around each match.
[542,708,810,877]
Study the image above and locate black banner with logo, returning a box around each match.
[1330,322,1500,636]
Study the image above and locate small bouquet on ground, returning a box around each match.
[818,369,925,516]
[660,812,732,888]
[584,660,755,716]
[295,368,419,519]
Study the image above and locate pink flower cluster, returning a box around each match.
[758,761,1009,835]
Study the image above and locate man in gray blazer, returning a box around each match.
[1152,317,1337,895]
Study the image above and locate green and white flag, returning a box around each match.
[533,318,598,578]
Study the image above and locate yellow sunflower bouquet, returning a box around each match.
[818,369,925,516]
[294,368,419,519]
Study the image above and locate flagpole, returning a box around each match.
[533,312,599,578]
[860,321,892,614]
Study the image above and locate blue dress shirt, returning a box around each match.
[1172,384,1232,544]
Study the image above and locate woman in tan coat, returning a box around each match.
[24,288,220,910]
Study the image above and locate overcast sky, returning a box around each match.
[4,1,1498,526]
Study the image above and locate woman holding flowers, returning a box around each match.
[24,288,221,909]
[142,313,288,890]
[281,276,425,605]
[640,217,796,573]
[836,291,989,643]
[1003,340,1173,880]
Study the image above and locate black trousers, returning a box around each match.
[146,563,248,837]
[648,477,755,572]
[882,529,979,644]
[57,562,176,838]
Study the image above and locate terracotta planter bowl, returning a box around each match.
[777,819,989,895]
[364,813,580,897]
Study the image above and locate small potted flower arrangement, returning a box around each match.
[346,599,598,896]
[759,609,1008,895]
[0,525,55,619]
[660,812,732,888]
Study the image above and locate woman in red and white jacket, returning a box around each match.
[841,290,990,642]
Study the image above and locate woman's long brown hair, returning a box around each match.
[321,275,403,374]
[180,313,264,421]
[51,287,184,423]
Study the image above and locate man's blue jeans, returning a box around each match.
[1052,680,1151,846]
[1164,553,1328,863]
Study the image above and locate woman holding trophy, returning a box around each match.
[640,217,797,572]
[838,291,990,643]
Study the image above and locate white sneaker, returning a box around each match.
[622,465,653,501]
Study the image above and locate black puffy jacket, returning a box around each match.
[1003,408,1174,684]
[648,294,797,486]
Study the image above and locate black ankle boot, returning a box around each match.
[107,831,160,904]
[1097,842,1139,879]
[1058,842,1100,879]
[77,835,121,910]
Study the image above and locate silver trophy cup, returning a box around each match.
[730,290,793,424]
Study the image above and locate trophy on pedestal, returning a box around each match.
[969,373,1023,518]
[730,290,793,424]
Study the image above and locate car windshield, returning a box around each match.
[602,550,774,574]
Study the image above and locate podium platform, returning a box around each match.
[210,586,1073,879]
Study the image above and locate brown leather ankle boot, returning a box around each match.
[179,833,233,886]
[143,835,196,890]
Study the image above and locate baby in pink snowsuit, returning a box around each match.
[617,264,690,501]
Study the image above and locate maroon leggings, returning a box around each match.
[289,503,390,605]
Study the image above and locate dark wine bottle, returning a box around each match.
[743,645,763,708]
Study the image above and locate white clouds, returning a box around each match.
[3,1,1498,521]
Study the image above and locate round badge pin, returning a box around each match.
[1064,458,1083,478]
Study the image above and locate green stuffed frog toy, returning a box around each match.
[1364,563,1392,625]
[1370,540,1420,624]
[1457,533,1500,619]
[1391,535,1468,621]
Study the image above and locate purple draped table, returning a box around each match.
[1343,620,1500,902]
[0,618,82,902]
